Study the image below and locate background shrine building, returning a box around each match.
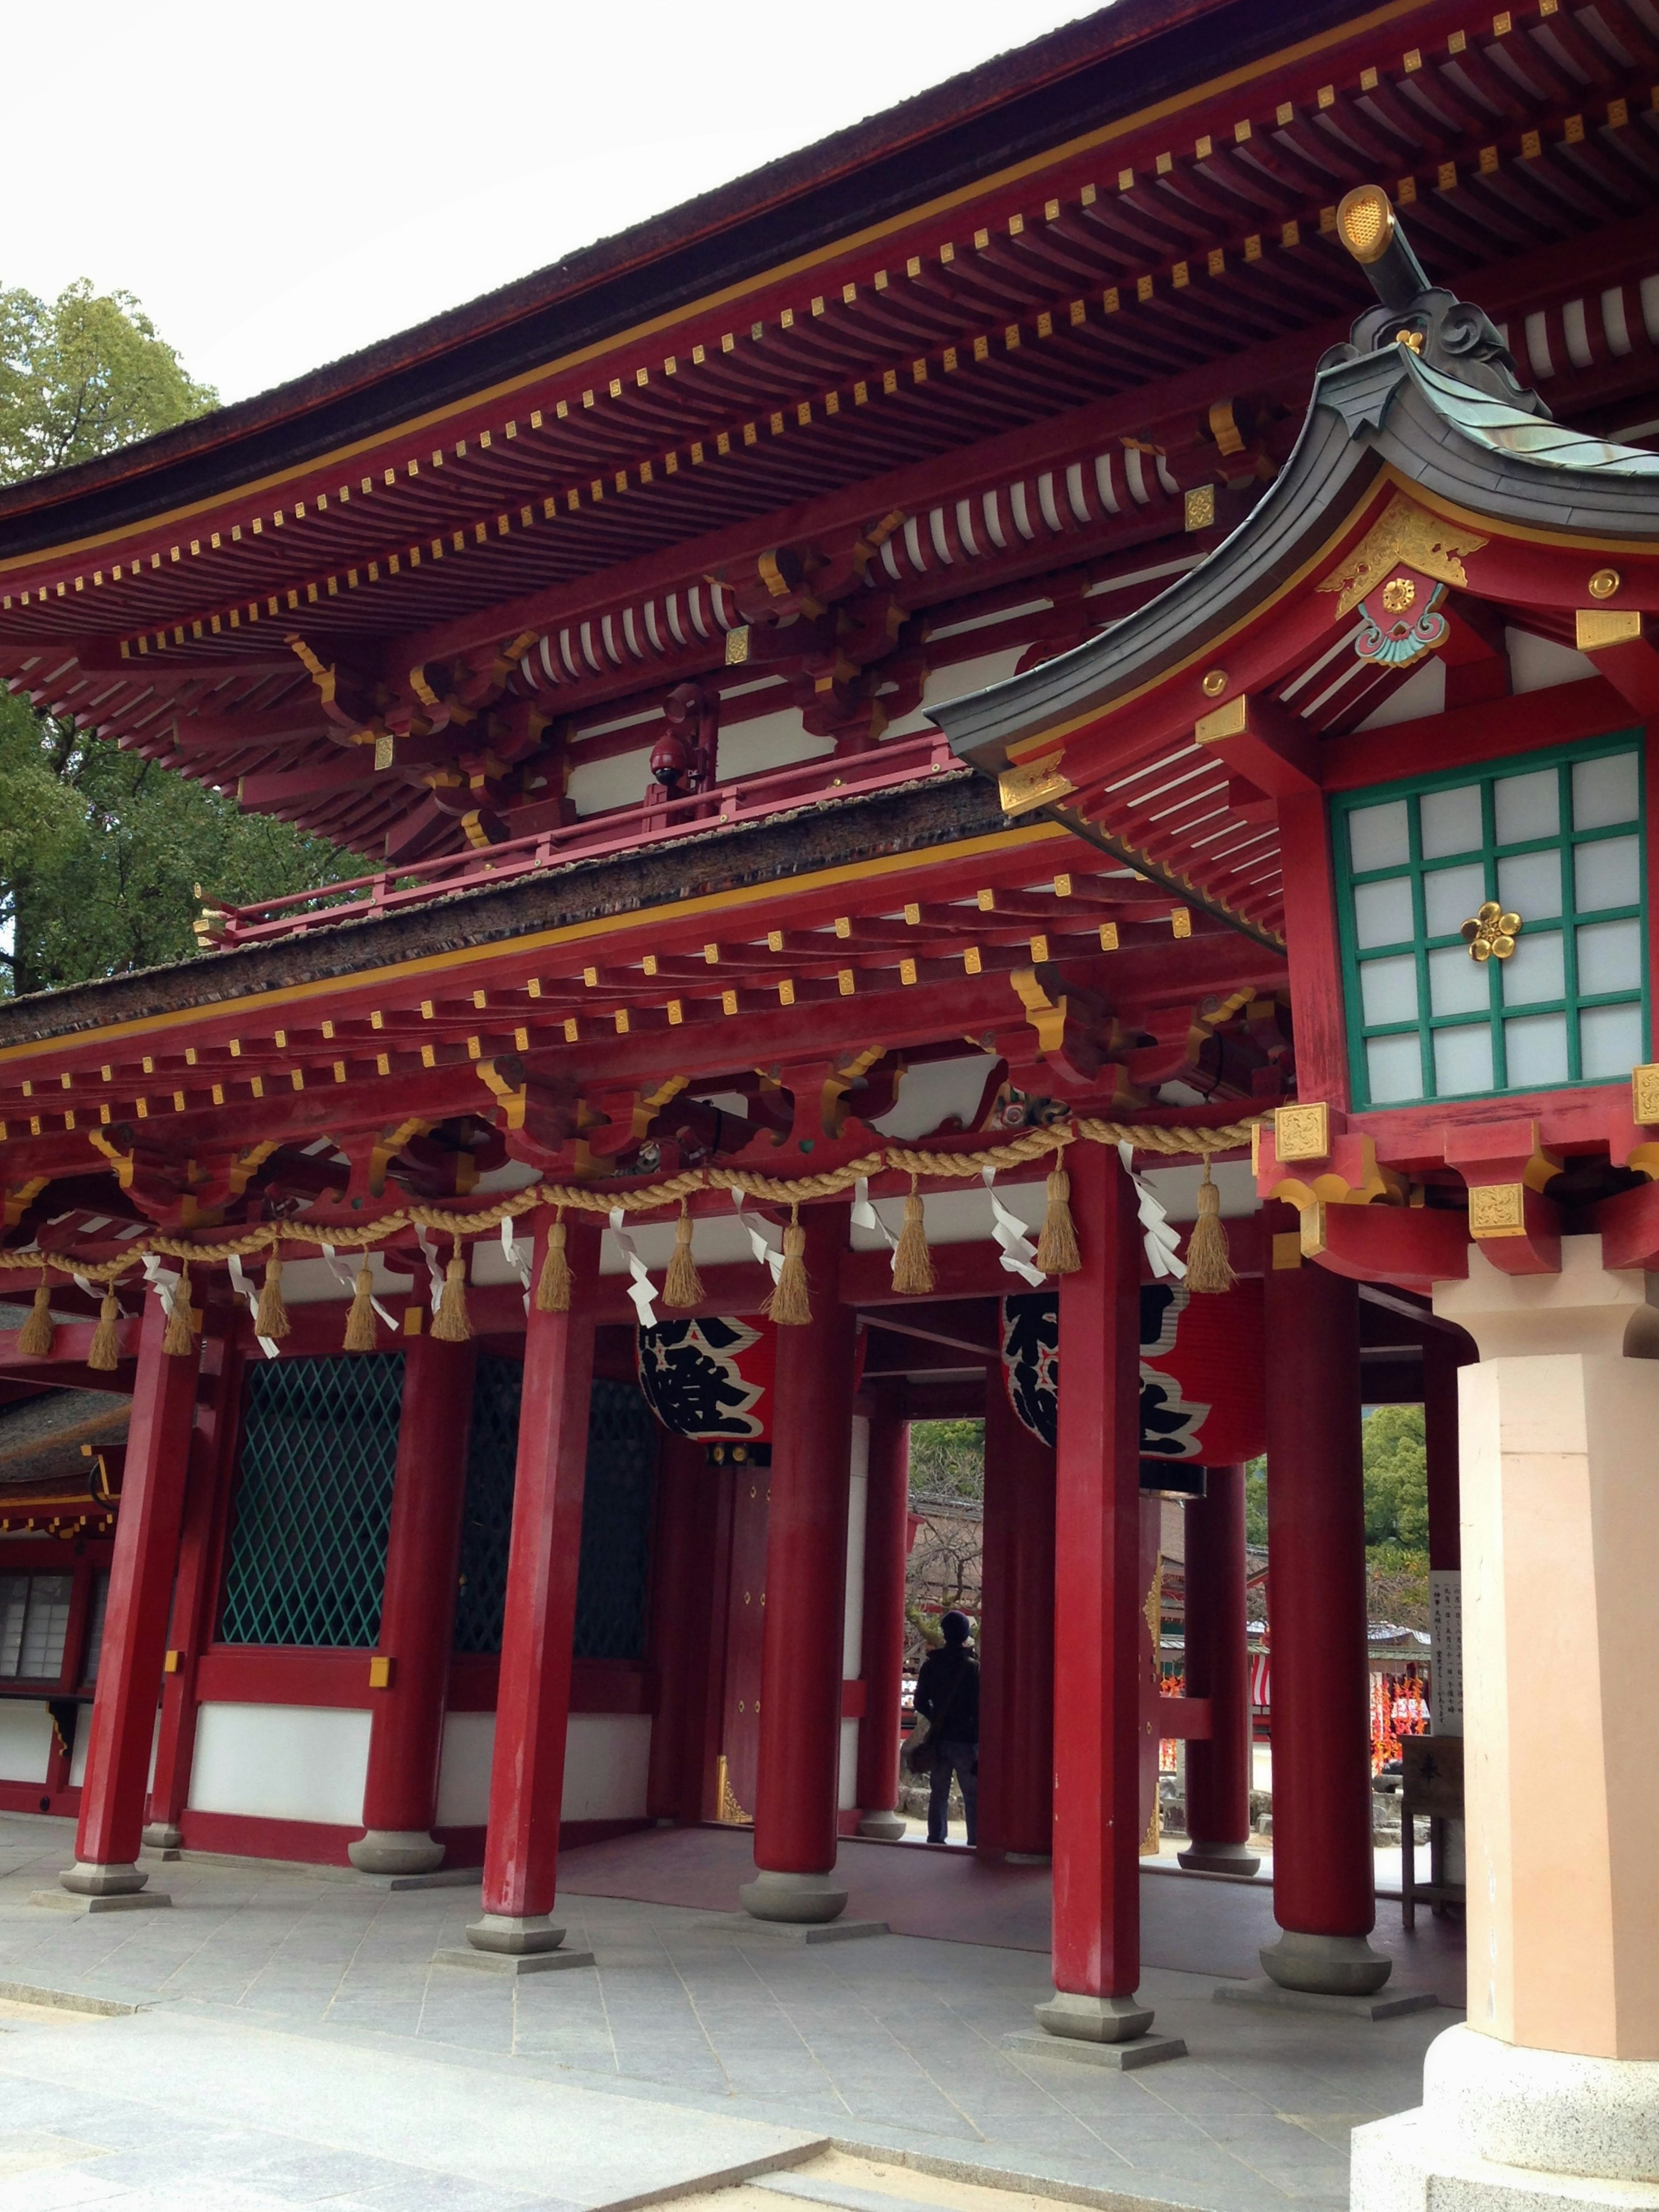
[3,3,1659,2206]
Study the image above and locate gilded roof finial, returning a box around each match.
[1323,184,1550,419]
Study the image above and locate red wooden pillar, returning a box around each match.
[1260,1212,1389,1994]
[464,1215,600,1964]
[1039,1144,1170,2049]
[351,1334,477,1875]
[63,1288,202,1900]
[741,1200,857,1922]
[979,1369,1055,1861]
[1178,1464,1259,1876]
[854,1388,909,1840]
[646,1432,723,1824]
[145,1304,242,1851]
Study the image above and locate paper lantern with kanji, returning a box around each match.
[1138,1277,1265,1470]
[637,1315,776,1442]
[1001,1281,1265,1467]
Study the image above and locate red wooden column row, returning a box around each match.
[1259,1210,1390,1995]
[854,1391,910,1840]
[63,1288,203,1900]
[465,1214,601,1961]
[1178,1464,1259,1877]
[743,1201,858,1922]
[146,1300,242,1852]
[1039,1143,1167,2047]
[979,1374,1055,1862]
[353,1335,477,1875]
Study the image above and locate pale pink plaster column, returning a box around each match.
[1354,1238,1659,2212]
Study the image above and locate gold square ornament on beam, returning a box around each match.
[1468,1182,1527,1239]
[1632,1064,1659,1128]
[1274,1101,1331,1162]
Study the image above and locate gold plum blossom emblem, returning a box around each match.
[1381,575,1416,613]
[1462,900,1522,962]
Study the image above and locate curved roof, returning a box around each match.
[0,0,1292,557]
[932,341,1659,773]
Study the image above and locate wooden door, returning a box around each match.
[715,1464,770,1821]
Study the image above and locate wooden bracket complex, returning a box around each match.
[1444,1120,1560,1276]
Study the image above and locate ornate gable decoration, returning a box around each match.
[1317,493,1487,618]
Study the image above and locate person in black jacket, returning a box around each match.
[913,1610,979,1845]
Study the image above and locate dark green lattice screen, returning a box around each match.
[218,1354,403,1647]
[453,1369,658,1661]
[575,1379,659,1660]
[454,1355,521,1655]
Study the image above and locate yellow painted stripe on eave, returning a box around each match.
[0,820,1069,1070]
[0,0,1435,581]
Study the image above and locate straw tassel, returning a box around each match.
[343,1261,378,1351]
[763,1204,812,1326]
[432,1241,472,1341]
[16,1282,54,1357]
[1184,1155,1236,1294]
[87,1289,121,1373]
[891,1176,934,1295]
[535,1210,572,1313]
[162,1265,196,1356]
[254,1251,291,1340]
[664,1201,704,1309]
[1035,1163,1081,1277]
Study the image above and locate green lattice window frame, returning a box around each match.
[452,1368,659,1662]
[218,1354,403,1647]
[454,1355,521,1657]
[1333,730,1648,1110]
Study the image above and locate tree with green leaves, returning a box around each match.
[1243,1404,1431,1627]
[908,1418,985,1505]
[0,280,215,480]
[0,281,365,998]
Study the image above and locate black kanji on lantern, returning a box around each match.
[637,1315,769,1440]
[1001,1292,1058,1448]
[1000,1284,1212,1463]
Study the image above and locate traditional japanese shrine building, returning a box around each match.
[3,4,1659,2204]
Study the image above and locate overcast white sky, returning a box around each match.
[10,2,1094,407]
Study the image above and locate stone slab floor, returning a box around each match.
[0,1814,1454,2212]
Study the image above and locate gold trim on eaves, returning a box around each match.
[0,0,1436,578]
[0,820,1071,1072]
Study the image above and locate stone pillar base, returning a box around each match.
[739,1869,848,1924]
[348,1829,445,1877]
[1353,2025,1659,2209]
[1262,1927,1391,1995]
[1178,1839,1261,1877]
[465,1911,568,1957]
[1034,1990,1155,2043]
[60,1860,149,1898]
[855,1810,906,1842]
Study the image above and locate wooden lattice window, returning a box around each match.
[1334,733,1647,1109]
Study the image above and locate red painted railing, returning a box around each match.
[203,732,962,949]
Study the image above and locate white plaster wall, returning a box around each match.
[716,707,833,781]
[433,1709,496,1827]
[187,1704,372,1827]
[843,1418,869,1679]
[0,1702,53,1784]
[838,1716,861,1813]
[882,646,1029,739]
[434,1711,653,1827]
[568,747,653,817]
[68,1709,159,1790]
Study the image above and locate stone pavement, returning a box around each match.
[0,1814,1456,2212]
